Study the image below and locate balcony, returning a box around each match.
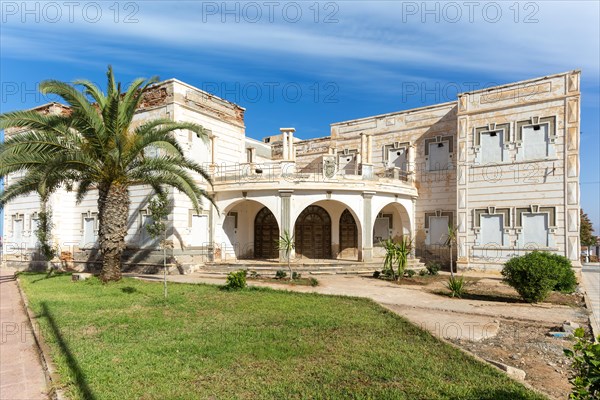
[208,161,416,196]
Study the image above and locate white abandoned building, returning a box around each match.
[1,70,582,273]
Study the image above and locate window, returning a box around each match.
[473,208,510,247]
[522,213,549,247]
[338,149,357,175]
[429,216,449,245]
[189,211,209,247]
[515,206,556,248]
[425,211,453,245]
[516,116,556,161]
[29,215,40,248]
[12,215,24,244]
[246,148,254,163]
[474,123,509,164]
[388,147,407,169]
[480,214,503,246]
[425,136,453,171]
[139,212,155,247]
[373,213,392,243]
[428,142,449,171]
[80,212,98,248]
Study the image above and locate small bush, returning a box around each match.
[545,253,577,293]
[275,270,287,279]
[502,251,577,303]
[248,270,260,279]
[564,328,600,399]
[446,276,465,298]
[225,270,247,290]
[418,269,427,276]
[292,271,301,280]
[426,262,441,275]
[372,270,381,279]
[405,269,416,278]
[309,278,319,287]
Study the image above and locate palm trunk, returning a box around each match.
[98,183,130,282]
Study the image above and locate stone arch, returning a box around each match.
[339,209,359,259]
[294,205,332,260]
[371,201,412,258]
[216,199,278,260]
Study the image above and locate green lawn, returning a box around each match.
[19,273,545,400]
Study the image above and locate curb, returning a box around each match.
[582,287,600,341]
[14,274,67,400]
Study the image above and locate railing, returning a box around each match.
[208,161,412,185]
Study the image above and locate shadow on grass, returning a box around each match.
[121,286,137,294]
[40,302,96,400]
[31,272,71,284]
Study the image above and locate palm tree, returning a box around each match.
[395,236,412,281]
[0,66,212,282]
[277,230,295,280]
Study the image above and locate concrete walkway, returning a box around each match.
[0,269,48,400]
[581,263,600,338]
[129,272,587,342]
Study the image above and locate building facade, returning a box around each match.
[1,71,582,272]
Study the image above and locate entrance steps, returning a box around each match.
[200,258,426,276]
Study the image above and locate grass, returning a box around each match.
[19,272,545,400]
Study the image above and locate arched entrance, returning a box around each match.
[294,205,331,259]
[339,209,358,259]
[254,207,279,259]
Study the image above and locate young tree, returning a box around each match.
[277,230,295,280]
[444,225,459,278]
[145,190,170,298]
[581,209,596,247]
[0,66,213,282]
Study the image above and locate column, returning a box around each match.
[279,190,294,261]
[366,134,373,163]
[288,129,294,161]
[359,133,366,165]
[282,130,289,160]
[362,134,374,179]
[362,191,375,261]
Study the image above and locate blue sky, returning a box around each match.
[1,1,599,233]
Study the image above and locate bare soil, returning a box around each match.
[421,275,590,399]
[451,320,582,400]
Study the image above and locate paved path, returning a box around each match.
[0,269,48,400]
[581,263,600,338]
[129,272,587,341]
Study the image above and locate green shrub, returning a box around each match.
[564,328,600,399]
[405,269,416,278]
[545,253,577,293]
[225,270,247,290]
[418,269,427,276]
[275,270,287,279]
[309,278,319,287]
[426,261,441,275]
[292,271,301,280]
[502,251,577,303]
[446,276,465,298]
